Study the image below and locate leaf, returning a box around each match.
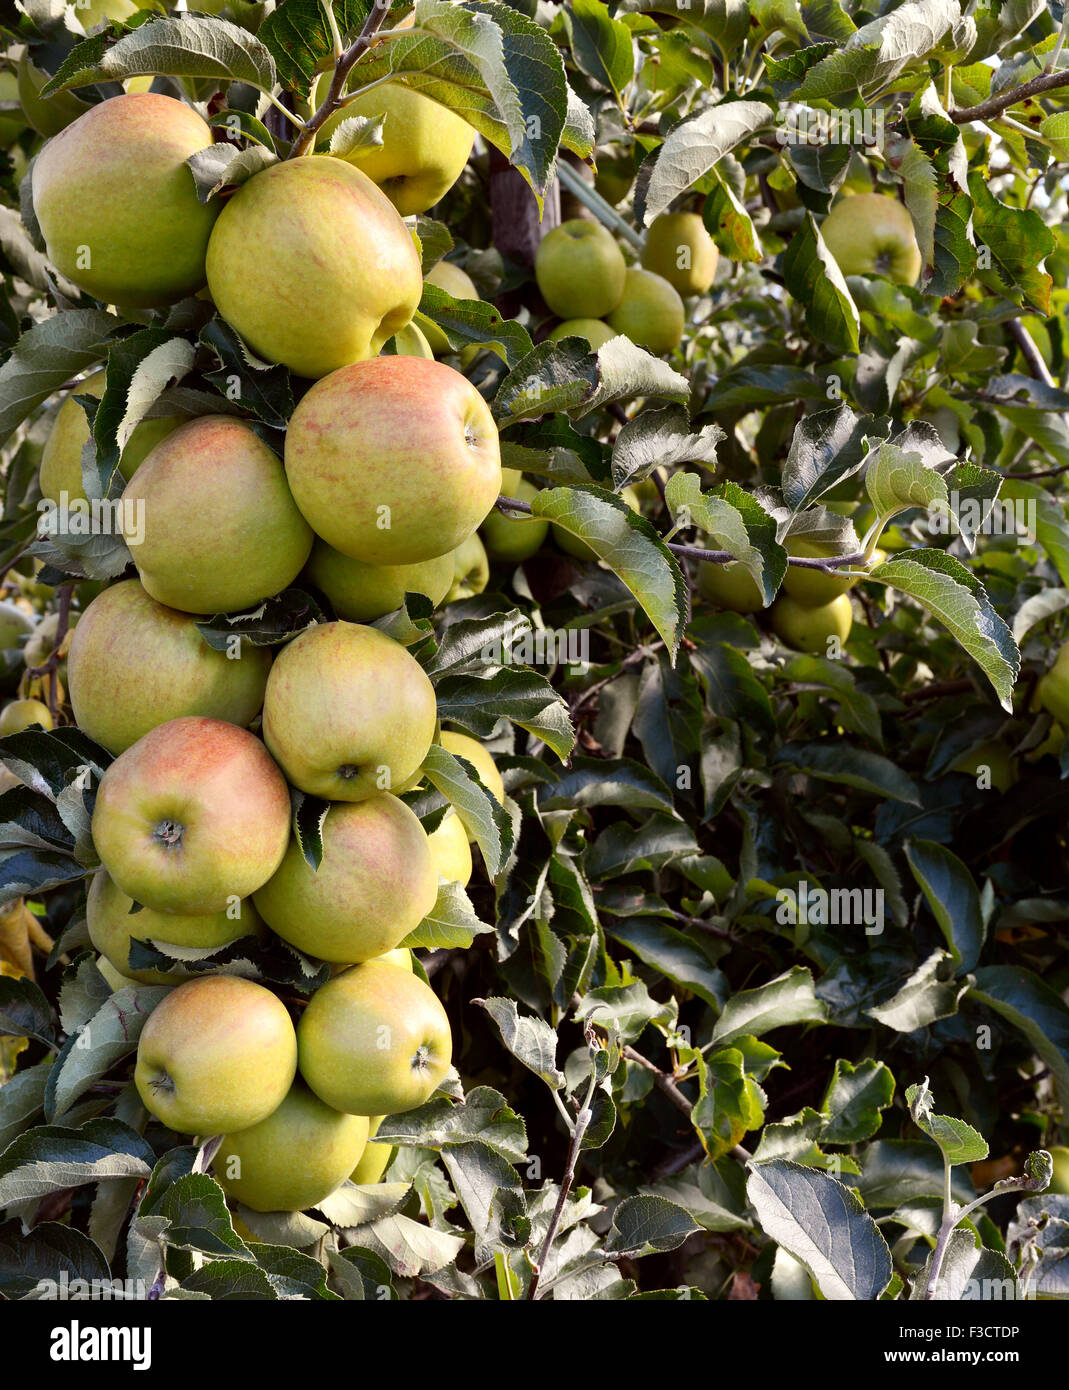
[634,100,772,226]
[665,474,786,605]
[611,405,724,490]
[781,405,890,512]
[415,282,532,368]
[474,996,565,1089]
[747,1159,893,1300]
[258,0,372,96]
[869,550,1020,712]
[400,879,494,950]
[186,143,276,202]
[199,317,294,429]
[604,1195,698,1256]
[865,441,948,521]
[969,966,1069,1112]
[0,310,114,447]
[608,919,725,1010]
[867,948,968,1031]
[567,0,634,105]
[783,212,860,356]
[419,742,512,878]
[820,1059,896,1145]
[710,967,827,1047]
[375,1087,527,1159]
[88,328,195,492]
[0,1118,156,1206]
[45,983,171,1121]
[691,1047,766,1159]
[904,839,984,973]
[433,666,574,761]
[327,114,385,159]
[530,487,688,657]
[42,14,278,95]
[906,1079,988,1166]
[0,1219,111,1300]
[773,742,921,803]
[494,335,689,425]
[0,975,54,1046]
[540,758,676,815]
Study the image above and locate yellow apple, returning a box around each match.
[422,259,480,355]
[606,268,685,354]
[771,593,854,653]
[696,561,764,613]
[781,537,858,606]
[535,220,627,319]
[122,416,313,615]
[0,698,52,734]
[641,211,718,296]
[213,1081,368,1213]
[304,540,453,623]
[33,93,218,306]
[205,156,423,378]
[261,621,437,802]
[375,947,413,972]
[0,602,34,650]
[1037,643,1069,726]
[284,355,501,566]
[253,795,437,963]
[546,318,617,349]
[427,810,472,886]
[318,80,474,215]
[447,533,489,602]
[297,959,452,1115]
[91,716,292,914]
[87,870,260,985]
[349,1115,393,1185]
[480,479,548,562]
[67,579,271,755]
[135,974,297,1134]
[820,193,922,285]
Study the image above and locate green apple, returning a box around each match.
[376,947,413,972]
[695,558,761,614]
[606,268,685,354]
[206,156,423,379]
[422,259,480,355]
[297,959,452,1115]
[0,602,34,650]
[554,486,640,561]
[91,716,292,914]
[254,795,437,963]
[593,152,633,207]
[1026,721,1064,762]
[389,320,435,358]
[318,80,474,216]
[17,54,92,138]
[546,318,617,350]
[820,193,922,286]
[285,355,501,566]
[33,93,219,307]
[68,579,271,755]
[447,533,489,602]
[0,698,52,734]
[261,621,437,801]
[122,416,313,615]
[87,869,260,985]
[781,537,858,607]
[213,1081,368,1213]
[135,974,297,1134]
[771,593,854,653]
[305,539,453,623]
[350,1115,393,1185]
[950,740,1017,793]
[96,954,135,992]
[72,0,140,27]
[480,479,548,562]
[535,220,627,319]
[641,212,718,296]
[1048,1145,1069,1195]
[1037,643,1069,726]
[427,810,473,886]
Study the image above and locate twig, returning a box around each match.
[288,1,395,159]
[950,69,1069,124]
[527,1057,598,1300]
[902,678,974,704]
[1008,317,1056,390]
[623,1044,693,1114]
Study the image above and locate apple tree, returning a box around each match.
[0,0,1066,1305]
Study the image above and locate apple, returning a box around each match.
[697,562,764,613]
[297,958,452,1115]
[422,259,480,355]
[642,212,719,296]
[554,486,640,561]
[350,1115,393,1185]
[535,220,627,319]
[261,621,437,801]
[820,193,922,285]
[213,1081,368,1213]
[1026,721,1064,763]
[950,740,1017,793]
[39,371,182,504]
[546,318,617,350]
[68,580,271,755]
[95,954,135,992]
[135,974,297,1135]
[389,321,435,358]
[253,795,437,963]
[206,156,422,379]
[17,54,92,138]
[427,810,472,886]
[594,152,633,207]
[0,602,34,650]
[87,870,260,985]
[122,416,313,615]
[0,699,52,734]
[770,593,854,653]
[1037,643,1069,726]
[606,268,685,354]
[73,0,140,27]
[305,540,453,623]
[781,537,858,607]
[284,355,502,566]
[1048,1145,1069,1195]
[480,480,548,562]
[91,716,292,915]
[447,533,489,602]
[32,94,219,307]
[318,80,474,216]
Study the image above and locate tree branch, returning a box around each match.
[288,0,394,159]
[950,68,1069,124]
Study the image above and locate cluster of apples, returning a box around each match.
[17,82,517,1212]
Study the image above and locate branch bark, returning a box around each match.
[950,68,1069,124]
[288,1,395,159]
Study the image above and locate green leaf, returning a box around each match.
[868,948,968,1032]
[433,666,574,761]
[416,282,532,367]
[773,741,921,803]
[710,966,827,1046]
[604,1195,698,1256]
[634,100,772,226]
[567,0,634,105]
[781,405,890,512]
[608,918,725,1009]
[0,1119,155,1207]
[0,310,115,447]
[969,966,1069,1112]
[906,1078,988,1166]
[869,550,1020,712]
[0,1220,111,1300]
[419,742,513,877]
[401,878,494,949]
[820,1058,896,1145]
[258,0,372,96]
[692,1046,765,1159]
[611,404,723,490]
[904,839,985,973]
[784,212,859,355]
[474,997,565,1089]
[494,335,689,424]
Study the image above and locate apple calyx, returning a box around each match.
[148,1068,176,1096]
[412,1043,434,1073]
[153,819,185,849]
